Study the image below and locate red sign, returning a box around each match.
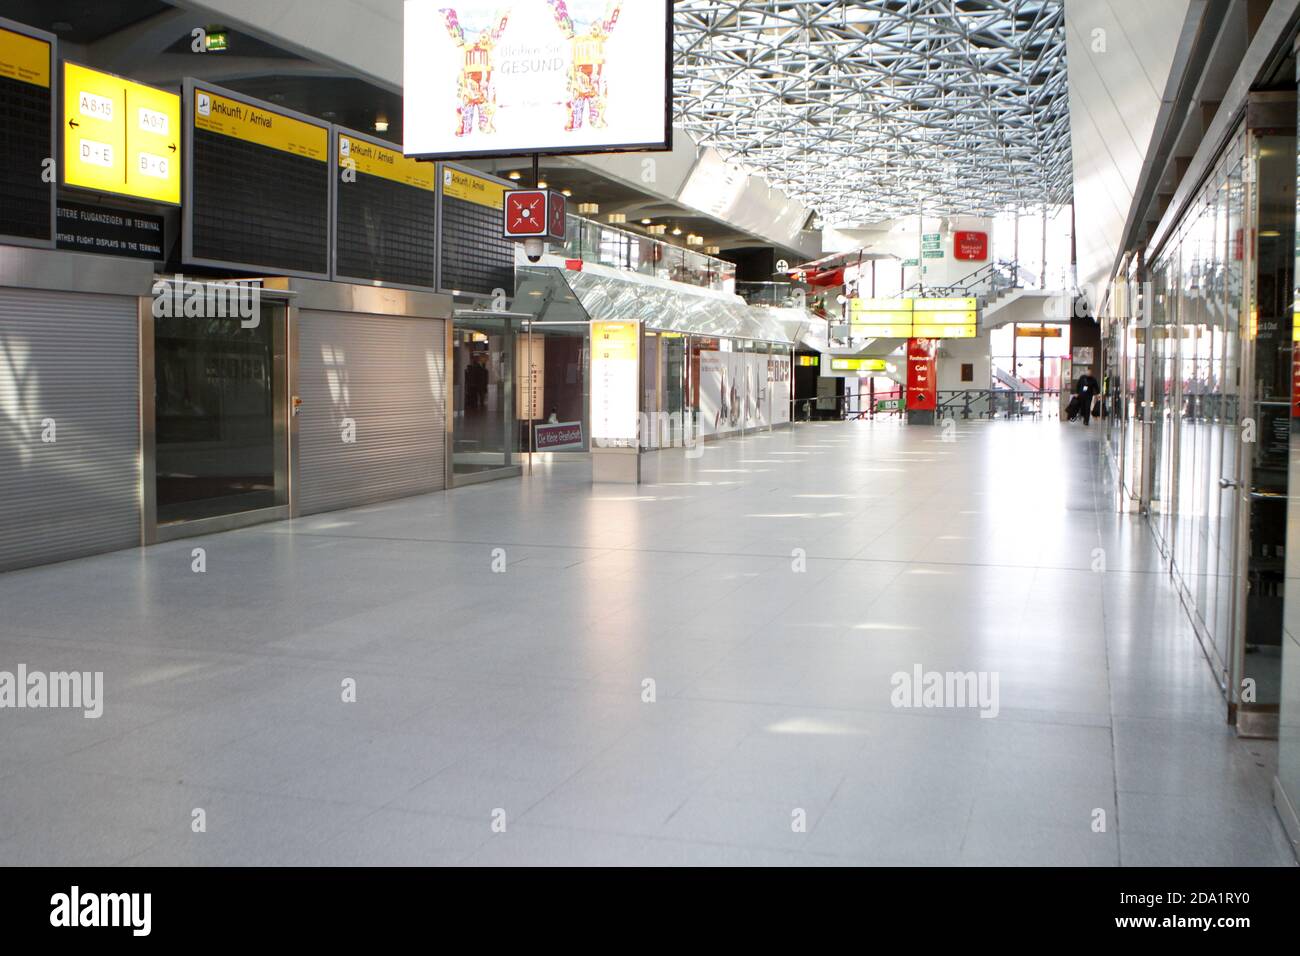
[954,231,988,261]
[1292,344,1300,418]
[504,190,547,236]
[504,189,567,243]
[906,338,937,411]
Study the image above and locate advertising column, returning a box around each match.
[906,337,937,425]
[590,320,641,483]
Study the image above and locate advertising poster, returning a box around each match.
[404,0,670,158]
[768,352,792,425]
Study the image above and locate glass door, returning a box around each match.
[153,298,289,528]
[453,314,518,479]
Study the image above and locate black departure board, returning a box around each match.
[0,20,55,245]
[184,81,330,277]
[438,165,515,298]
[334,129,437,289]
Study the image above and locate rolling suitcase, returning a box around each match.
[1065,395,1082,421]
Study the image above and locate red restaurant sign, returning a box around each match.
[906,338,937,411]
[954,231,989,261]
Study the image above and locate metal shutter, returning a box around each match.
[0,287,140,571]
[296,311,446,515]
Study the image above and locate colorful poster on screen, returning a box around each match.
[403,0,670,159]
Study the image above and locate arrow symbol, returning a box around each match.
[68,119,79,128]
[169,143,176,152]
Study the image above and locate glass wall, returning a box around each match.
[560,215,737,292]
[1136,123,1293,728]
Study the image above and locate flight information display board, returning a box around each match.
[184,80,330,277]
[437,164,514,297]
[0,18,55,246]
[334,128,438,289]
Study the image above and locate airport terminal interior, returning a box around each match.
[1,0,1300,868]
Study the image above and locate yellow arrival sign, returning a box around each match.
[339,134,435,191]
[194,88,328,162]
[441,166,506,210]
[0,25,50,88]
[63,62,180,205]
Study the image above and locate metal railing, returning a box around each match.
[936,388,1063,420]
[558,215,737,292]
[792,389,906,422]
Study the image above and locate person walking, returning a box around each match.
[1076,368,1100,426]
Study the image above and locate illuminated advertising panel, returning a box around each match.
[404,0,671,159]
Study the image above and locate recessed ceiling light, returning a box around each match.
[508,171,522,180]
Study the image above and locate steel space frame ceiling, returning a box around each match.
[672,0,1071,226]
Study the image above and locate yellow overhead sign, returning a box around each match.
[193,87,328,162]
[914,323,977,339]
[63,62,180,204]
[339,133,435,191]
[914,297,977,312]
[851,323,914,339]
[441,166,506,209]
[829,357,888,373]
[0,23,50,88]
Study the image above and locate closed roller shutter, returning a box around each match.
[0,287,140,571]
[297,311,446,515]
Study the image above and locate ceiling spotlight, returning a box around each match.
[561,189,572,197]
[374,116,389,133]
[647,224,667,236]
[577,202,600,216]
[641,218,652,225]
[608,213,627,225]
[536,180,548,189]
[672,226,683,236]
[508,171,522,181]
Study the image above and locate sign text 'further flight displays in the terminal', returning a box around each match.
[334,128,438,289]
[62,62,181,205]
[0,17,55,246]
[403,0,672,159]
[184,80,331,277]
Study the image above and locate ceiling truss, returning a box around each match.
[672,0,1071,226]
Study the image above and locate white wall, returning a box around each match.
[937,335,993,392]
[1066,0,1195,297]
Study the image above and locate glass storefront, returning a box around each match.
[1115,118,1294,733]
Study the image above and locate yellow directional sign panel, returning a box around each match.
[829,357,888,372]
[914,323,977,339]
[63,62,180,204]
[194,87,328,162]
[851,323,914,338]
[914,297,977,312]
[338,133,435,191]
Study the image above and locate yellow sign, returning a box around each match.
[914,298,977,312]
[591,321,639,361]
[851,323,914,338]
[62,63,181,204]
[1016,326,1063,338]
[441,166,506,209]
[853,298,913,314]
[339,133,435,191]
[0,24,49,88]
[194,88,327,162]
[914,324,977,339]
[829,358,888,373]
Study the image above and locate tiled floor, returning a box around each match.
[0,419,1294,866]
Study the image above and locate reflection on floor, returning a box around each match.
[0,420,1294,865]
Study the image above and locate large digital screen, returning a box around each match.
[403,0,671,159]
